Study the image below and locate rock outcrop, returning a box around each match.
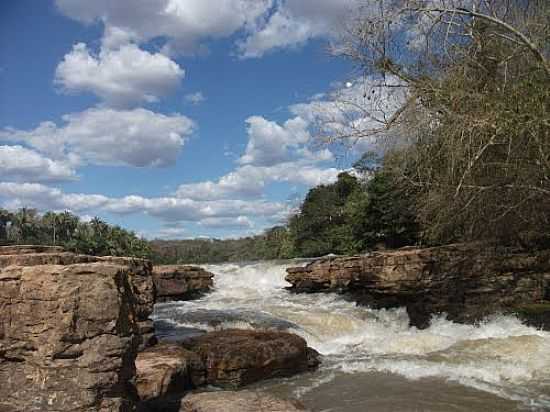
[0,245,155,412]
[152,266,214,302]
[136,330,319,411]
[181,329,320,389]
[180,390,308,412]
[135,344,204,402]
[286,244,550,329]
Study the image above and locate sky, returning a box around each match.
[0,0,372,239]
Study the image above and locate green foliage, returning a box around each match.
[0,208,151,258]
[152,170,420,263]
[288,173,363,257]
[357,170,419,249]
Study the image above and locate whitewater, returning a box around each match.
[153,260,550,411]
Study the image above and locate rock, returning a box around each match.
[286,244,550,329]
[0,246,155,412]
[153,265,214,302]
[135,344,204,401]
[180,390,308,412]
[511,304,550,330]
[181,329,320,388]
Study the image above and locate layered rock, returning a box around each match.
[136,330,319,411]
[0,246,155,412]
[180,390,308,412]
[181,329,320,388]
[286,244,550,329]
[135,344,204,402]
[153,266,214,302]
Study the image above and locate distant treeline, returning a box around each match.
[151,163,419,264]
[0,208,151,258]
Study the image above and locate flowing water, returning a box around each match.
[153,260,550,411]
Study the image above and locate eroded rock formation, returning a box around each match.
[135,329,318,411]
[286,244,550,329]
[135,344,204,402]
[0,245,154,412]
[181,329,320,389]
[152,266,214,302]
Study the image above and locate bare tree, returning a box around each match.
[324,0,550,246]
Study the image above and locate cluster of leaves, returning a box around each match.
[0,208,151,258]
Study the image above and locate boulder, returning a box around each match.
[181,329,320,388]
[135,344,204,401]
[153,265,214,302]
[286,244,550,329]
[0,246,155,412]
[180,390,308,412]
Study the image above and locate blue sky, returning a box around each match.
[0,0,371,239]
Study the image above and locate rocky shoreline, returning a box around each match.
[0,246,317,412]
[4,243,548,411]
[286,243,550,329]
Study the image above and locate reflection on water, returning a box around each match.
[153,260,550,411]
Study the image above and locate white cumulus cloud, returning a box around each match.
[55,42,184,108]
[0,145,77,182]
[1,108,195,168]
[55,0,361,58]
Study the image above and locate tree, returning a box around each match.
[328,0,550,247]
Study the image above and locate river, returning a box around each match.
[153,260,550,411]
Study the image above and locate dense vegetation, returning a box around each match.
[0,208,151,258]
[332,0,550,249]
[152,168,420,263]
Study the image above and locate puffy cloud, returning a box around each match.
[55,42,184,108]
[175,113,339,202]
[238,0,361,57]
[176,159,339,201]
[55,0,272,55]
[0,182,290,224]
[239,116,310,166]
[0,183,110,212]
[1,108,195,168]
[199,216,253,229]
[55,0,361,58]
[0,145,77,182]
[184,91,206,105]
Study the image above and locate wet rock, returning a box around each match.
[181,329,319,388]
[286,244,550,329]
[153,320,207,344]
[153,265,214,302]
[135,343,204,401]
[0,246,155,411]
[511,304,550,330]
[158,308,298,332]
[180,390,308,412]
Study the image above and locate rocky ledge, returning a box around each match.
[0,245,155,412]
[0,246,316,411]
[136,330,319,410]
[153,265,214,302]
[286,244,550,329]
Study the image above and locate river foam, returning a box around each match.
[153,260,550,410]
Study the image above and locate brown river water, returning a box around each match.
[154,260,550,411]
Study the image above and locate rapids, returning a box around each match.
[153,260,550,411]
